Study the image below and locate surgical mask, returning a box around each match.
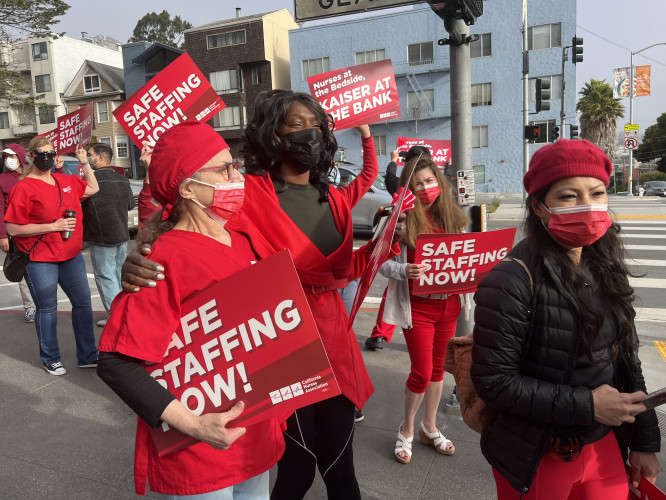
[282,128,324,173]
[416,182,441,205]
[32,149,56,172]
[188,179,245,225]
[543,203,612,248]
[4,158,19,171]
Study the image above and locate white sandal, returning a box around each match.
[419,421,455,455]
[394,423,413,464]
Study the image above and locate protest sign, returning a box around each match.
[396,136,451,167]
[412,228,517,295]
[38,103,93,154]
[113,53,225,148]
[308,60,401,130]
[149,250,340,456]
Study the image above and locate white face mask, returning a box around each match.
[4,158,19,171]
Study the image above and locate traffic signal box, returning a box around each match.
[572,37,584,64]
[570,124,579,139]
[550,126,560,142]
[535,78,551,113]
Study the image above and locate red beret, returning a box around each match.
[150,121,229,207]
[523,139,613,195]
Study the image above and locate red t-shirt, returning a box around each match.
[4,174,88,262]
[99,229,284,496]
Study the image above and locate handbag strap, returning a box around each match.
[23,175,64,255]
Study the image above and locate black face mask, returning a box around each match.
[282,128,324,174]
[33,150,56,172]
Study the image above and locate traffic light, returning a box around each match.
[550,126,560,142]
[426,0,484,26]
[535,78,551,113]
[572,36,583,64]
[525,125,541,141]
[570,124,579,139]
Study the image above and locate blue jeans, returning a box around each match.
[88,242,127,315]
[24,253,98,366]
[154,471,269,499]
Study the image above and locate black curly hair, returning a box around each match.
[241,90,338,202]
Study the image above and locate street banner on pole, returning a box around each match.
[113,53,225,148]
[148,250,340,456]
[613,66,651,98]
[307,60,401,130]
[395,136,452,166]
[412,228,517,295]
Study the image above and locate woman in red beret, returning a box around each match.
[97,121,285,498]
[470,139,661,498]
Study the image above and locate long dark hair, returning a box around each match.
[525,188,637,361]
[398,157,469,249]
[242,90,337,202]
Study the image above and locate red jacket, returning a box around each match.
[0,170,21,239]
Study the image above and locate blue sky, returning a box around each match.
[55,1,666,133]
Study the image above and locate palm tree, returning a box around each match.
[576,79,625,159]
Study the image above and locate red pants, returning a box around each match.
[493,432,629,500]
[403,295,460,393]
[370,287,397,342]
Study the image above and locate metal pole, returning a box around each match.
[522,0,529,205]
[450,19,472,176]
[628,51,634,196]
[560,46,567,134]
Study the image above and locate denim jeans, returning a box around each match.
[24,253,98,366]
[154,471,269,499]
[88,242,127,315]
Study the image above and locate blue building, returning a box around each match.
[289,1,577,193]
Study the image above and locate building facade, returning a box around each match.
[184,9,298,158]
[289,1,577,194]
[0,34,123,149]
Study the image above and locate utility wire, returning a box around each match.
[576,25,666,68]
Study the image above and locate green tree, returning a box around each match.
[635,113,666,173]
[128,10,192,49]
[576,79,625,160]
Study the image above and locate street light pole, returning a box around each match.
[628,42,666,196]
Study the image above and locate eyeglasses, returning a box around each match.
[198,161,240,179]
[34,149,57,159]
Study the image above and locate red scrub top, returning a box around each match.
[5,174,87,261]
[99,229,285,496]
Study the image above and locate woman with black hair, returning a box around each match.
[471,139,661,498]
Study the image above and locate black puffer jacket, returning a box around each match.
[471,239,661,494]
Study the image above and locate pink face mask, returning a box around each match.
[416,182,441,205]
[544,203,612,248]
[189,179,245,224]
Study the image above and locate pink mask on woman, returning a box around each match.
[416,182,441,205]
[189,179,245,225]
[544,203,612,248]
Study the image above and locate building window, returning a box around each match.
[472,125,489,148]
[373,134,387,156]
[99,137,112,147]
[210,69,238,94]
[470,33,492,58]
[302,57,330,80]
[529,120,558,144]
[471,83,492,107]
[97,101,109,123]
[35,74,52,93]
[32,42,48,61]
[116,136,129,158]
[408,42,434,66]
[529,75,563,101]
[84,75,101,93]
[213,106,245,130]
[251,67,262,85]
[111,101,121,121]
[0,112,9,129]
[528,23,561,50]
[207,30,246,49]
[39,106,56,124]
[407,89,434,118]
[355,49,386,65]
[473,165,486,184]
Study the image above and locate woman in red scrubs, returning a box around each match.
[97,121,285,498]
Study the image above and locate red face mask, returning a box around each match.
[416,183,441,205]
[544,203,612,248]
[190,180,245,224]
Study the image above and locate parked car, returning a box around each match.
[644,181,666,197]
[330,163,392,230]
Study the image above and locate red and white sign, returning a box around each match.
[307,60,401,130]
[39,102,94,154]
[625,137,638,150]
[412,228,517,295]
[149,250,340,456]
[113,53,225,148]
[396,136,451,167]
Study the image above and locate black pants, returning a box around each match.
[271,395,361,500]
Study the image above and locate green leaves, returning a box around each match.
[576,79,625,159]
[128,10,193,50]
[635,113,666,172]
[0,0,70,42]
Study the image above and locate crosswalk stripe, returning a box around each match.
[625,245,666,251]
[623,233,666,239]
[626,259,666,267]
[629,277,666,288]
